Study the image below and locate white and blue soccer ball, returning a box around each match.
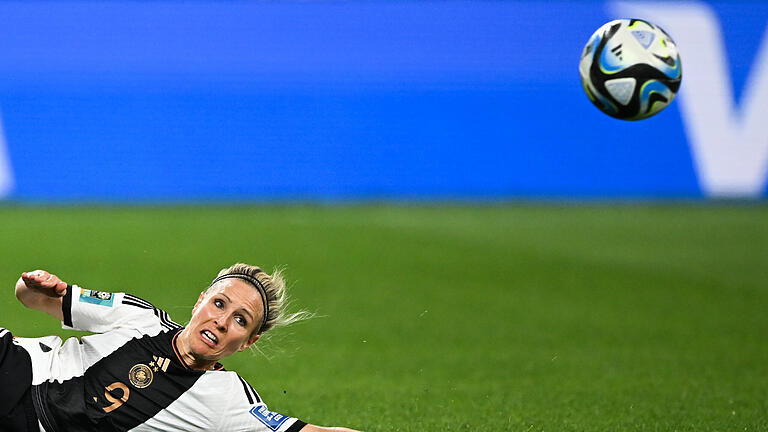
[579,18,682,120]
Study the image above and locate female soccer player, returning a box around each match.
[0,264,360,432]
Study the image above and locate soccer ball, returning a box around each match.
[579,19,682,120]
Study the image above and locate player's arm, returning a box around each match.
[14,270,67,321]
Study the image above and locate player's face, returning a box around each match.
[180,279,263,369]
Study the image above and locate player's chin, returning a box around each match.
[213,346,241,361]
[190,341,219,358]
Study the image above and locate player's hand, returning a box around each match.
[21,270,68,298]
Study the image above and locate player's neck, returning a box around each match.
[174,328,217,371]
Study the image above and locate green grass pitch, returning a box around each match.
[0,204,766,431]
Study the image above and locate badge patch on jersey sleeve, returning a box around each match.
[79,289,115,307]
[249,405,289,431]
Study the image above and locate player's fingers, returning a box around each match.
[23,270,47,282]
[42,272,63,288]
[54,281,68,296]
[21,270,58,289]
[21,272,41,284]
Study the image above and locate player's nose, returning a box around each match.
[213,317,226,332]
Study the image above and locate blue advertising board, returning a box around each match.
[0,1,766,201]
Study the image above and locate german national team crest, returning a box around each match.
[129,364,153,388]
[79,289,115,307]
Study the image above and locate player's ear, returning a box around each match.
[192,292,205,315]
[239,333,260,352]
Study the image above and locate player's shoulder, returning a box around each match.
[204,370,264,406]
[120,292,183,332]
[189,371,307,432]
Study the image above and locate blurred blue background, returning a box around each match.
[0,0,766,202]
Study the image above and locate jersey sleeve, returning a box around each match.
[216,372,307,432]
[61,284,181,336]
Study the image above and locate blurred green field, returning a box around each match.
[1,205,767,431]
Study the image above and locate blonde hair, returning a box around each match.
[210,263,312,336]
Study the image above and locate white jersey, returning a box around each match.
[15,285,306,432]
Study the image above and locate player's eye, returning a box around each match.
[214,299,224,308]
[235,316,247,326]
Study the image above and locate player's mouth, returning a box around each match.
[200,330,218,347]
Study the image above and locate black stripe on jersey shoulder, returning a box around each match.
[123,294,154,308]
[286,420,308,432]
[238,376,253,404]
[122,298,153,310]
[123,294,182,331]
[157,309,181,331]
[237,375,262,404]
